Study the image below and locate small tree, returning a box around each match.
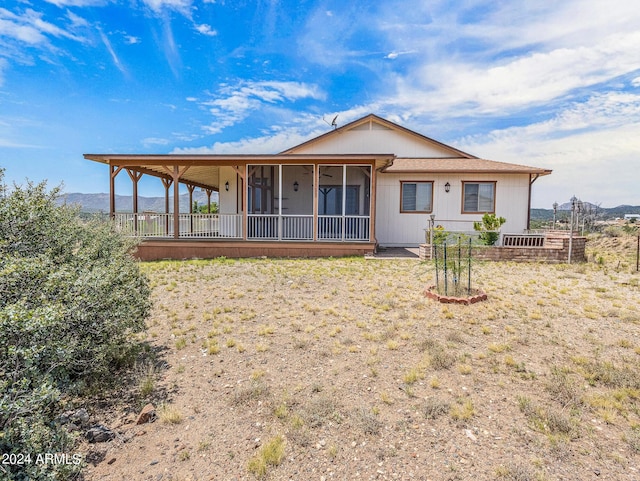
[433,235,473,297]
[473,213,506,246]
[0,168,151,480]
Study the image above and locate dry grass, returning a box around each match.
[247,435,285,477]
[84,235,640,480]
[158,403,183,424]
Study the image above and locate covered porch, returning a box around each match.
[84,154,393,258]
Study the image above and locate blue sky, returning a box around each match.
[1,0,639,208]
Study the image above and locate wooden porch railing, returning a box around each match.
[113,213,371,242]
[113,213,242,238]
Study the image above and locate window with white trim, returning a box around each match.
[400,181,433,213]
[462,182,495,213]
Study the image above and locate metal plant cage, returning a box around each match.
[433,235,474,297]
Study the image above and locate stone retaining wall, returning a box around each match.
[419,236,586,263]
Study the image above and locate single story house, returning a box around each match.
[84,114,551,260]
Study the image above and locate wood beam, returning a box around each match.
[232,165,246,179]
[121,165,216,189]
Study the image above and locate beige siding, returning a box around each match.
[219,166,240,214]
[292,126,459,157]
[376,173,530,246]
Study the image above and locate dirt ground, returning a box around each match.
[81,236,640,481]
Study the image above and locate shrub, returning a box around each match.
[0,169,151,480]
[474,213,506,245]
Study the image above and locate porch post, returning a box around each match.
[161,177,172,237]
[187,184,196,235]
[126,169,143,234]
[342,165,347,241]
[278,164,283,240]
[161,178,172,213]
[240,165,248,241]
[109,165,124,219]
[109,165,116,219]
[370,164,377,243]
[206,189,213,213]
[173,166,180,239]
[230,165,247,240]
[313,164,319,241]
[187,184,195,212]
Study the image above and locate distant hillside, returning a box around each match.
[59,191,219,213]
[531,205,640,221]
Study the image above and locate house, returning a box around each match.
[84,114,551,260]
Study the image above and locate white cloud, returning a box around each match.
[200,81,326,134]
[44,0,109,6]
[66,11,89,28]
[391,30,640,117]
[142,0,192,14]
[479,1,640,53]
[99,29,126,74]
[0,58,6,86]
[143,137,171,147]
[195,24,217,36]
[460,92,640,148]
[456,93,640,207]
[632,77,640,87]
[0,9,49,45]
[172,130,316,155]
[173,105,381,155]
[160,17,181,77]
[0,8,84,46]
[125,35,140,45]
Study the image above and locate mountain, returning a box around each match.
[531,204,640,221]
[59,191,219,213]
[556,201,600,211]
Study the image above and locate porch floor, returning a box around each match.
[366,247,420,259]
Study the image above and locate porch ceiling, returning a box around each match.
[140,164,221,191]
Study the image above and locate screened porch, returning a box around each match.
[84,154,385,244]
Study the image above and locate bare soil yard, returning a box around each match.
[81,236,640,481]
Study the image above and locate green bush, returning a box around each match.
[0,169,151,480]
[473,213,506,246]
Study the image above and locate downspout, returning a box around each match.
[528,174,540,231]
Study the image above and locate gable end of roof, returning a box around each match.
[281,114,477,159]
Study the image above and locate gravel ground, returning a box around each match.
[81,236,640,480]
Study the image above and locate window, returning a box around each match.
[400,181,433,213]
[462,182,495,213]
